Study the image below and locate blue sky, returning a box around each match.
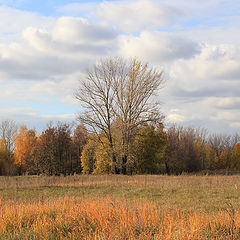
[0,0,240,134]
[1,0,100,16]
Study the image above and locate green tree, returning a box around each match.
[134,124,166,174]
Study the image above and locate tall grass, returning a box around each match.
[1,175,240,239]
[0,196,239,239]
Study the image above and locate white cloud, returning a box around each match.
[96,0,184,32]
[0,75,80,106]
[0,6,55,37]
[170,43,240,92]
[212,110,240,122]
[204,97,240,109]
[0,16,117,80]
[167,113,185,123]
[52,17,116,44]
[0,2,240,133]
[119,31,200,63]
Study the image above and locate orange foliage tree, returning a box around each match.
[14,125,36,175]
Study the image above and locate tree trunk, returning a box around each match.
[112,153,120,174]
[121,155,127,175]
[165,162,170,175]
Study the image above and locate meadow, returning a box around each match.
[1,174,240,239]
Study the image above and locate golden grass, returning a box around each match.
[0,196,239,239]
[1,175,240,239]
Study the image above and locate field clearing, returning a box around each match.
[1,175,240,239]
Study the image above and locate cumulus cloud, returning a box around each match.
[0,16,117,80]
[119,31,200,63]
[169,44,240,93]
[0,6,55,37]
[1,2,240,133]
[0,75,81,108]
[96,0,184,32]
[166,109,185,123]
[52,17,116,44]
[161,41,240,133]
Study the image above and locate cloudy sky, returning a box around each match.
[0,0,240,134]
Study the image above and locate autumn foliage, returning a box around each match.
[14,125,36,174]
[0,119,239,176]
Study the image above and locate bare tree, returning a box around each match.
[0,119,17,155]
[112,59,164,173]
[75,58,120,173]
[74,57,164,174]
[0,119,17,174]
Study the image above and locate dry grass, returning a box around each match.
[1,174,240,189]
[1,175,240,239]
[0,196,240,239]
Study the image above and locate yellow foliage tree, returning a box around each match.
[230,144,240,170]
[205,144,218,170]
[94,134,113,174]
[81,134,97,174]
[218,150,227,169]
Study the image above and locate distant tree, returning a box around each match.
[194,139,206,170]
[230,143,240,170]
[165,126,206,174]
[35,126,57,175]
[134,124,166,174]
[55,122,72,175]
[35,122,72,175]
[0,120,17,175]
[0,139,8,175]
[14,125,37,175]
[93,133,113,174]
[164,126,181,174]
[75,57,164,174]
[81,134,97,174]
[71,124,88,173]
[218,150,228,169]
[204,143,218,170]
[180,127,203,172]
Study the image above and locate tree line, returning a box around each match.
[0,57,239,175]
[0,119,239,176]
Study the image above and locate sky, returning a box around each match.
[0,0,240,134]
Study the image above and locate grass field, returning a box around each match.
[1,174,240,239]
